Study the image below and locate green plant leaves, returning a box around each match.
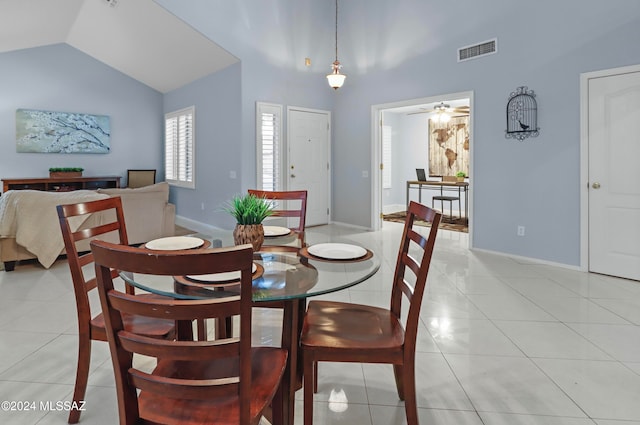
[223,194,273,225]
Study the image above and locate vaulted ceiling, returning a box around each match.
[0,0,238,93]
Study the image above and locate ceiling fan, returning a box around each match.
[408,102,470,116]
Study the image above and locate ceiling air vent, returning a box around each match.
[458,38,497,62]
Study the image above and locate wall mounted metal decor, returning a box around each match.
[16,109,110,153]
[505,86,539,141]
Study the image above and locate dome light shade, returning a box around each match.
[327,60,346,90]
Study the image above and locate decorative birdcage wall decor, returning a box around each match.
[505,86,539,141]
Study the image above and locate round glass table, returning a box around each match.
[120,234,380,425]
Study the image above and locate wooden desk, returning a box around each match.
[406,180,469,219]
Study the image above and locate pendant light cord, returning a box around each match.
[334,0,339,61]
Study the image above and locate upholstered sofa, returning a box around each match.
[0,182,175,271]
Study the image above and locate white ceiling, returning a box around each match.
[0,0,239,93]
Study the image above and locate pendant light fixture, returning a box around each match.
[326,0,346,90]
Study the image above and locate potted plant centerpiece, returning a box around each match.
[456,171,466,182]
[223,193,273,251]
[49,167,84,178]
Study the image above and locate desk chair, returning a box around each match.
[91,240,287,425]
[126,169,156,188]
[248,189,308,247]
[432,176,461,219]
[300,201,442,425]
[57,197,175,424]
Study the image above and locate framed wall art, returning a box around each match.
[428,115,469,177]
[16,109,111,154]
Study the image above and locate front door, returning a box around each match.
[288,108,330,226]
[588,69,640,281]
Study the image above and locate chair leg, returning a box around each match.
[68,334,91,423]
[313,361,318,393]
[392,364,405,400]
[402,360,419,425]
[304,357,315,425]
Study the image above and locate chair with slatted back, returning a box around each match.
[300,201,442,425]
[57,197,176,424]
[91,240,287,425]
[248,189,308,247]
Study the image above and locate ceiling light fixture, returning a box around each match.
[326,0,346,90]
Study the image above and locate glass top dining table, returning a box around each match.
[122,230,380,302]
[120,228,380,425]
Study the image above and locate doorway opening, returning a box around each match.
[370,91,474,244]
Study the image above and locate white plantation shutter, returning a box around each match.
[382,125,392,189]
[256,103,282,191]
[165,106,195,189]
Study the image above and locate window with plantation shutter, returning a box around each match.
[382,125,392,189]
[165,106,195,189]
[256,102,282,191]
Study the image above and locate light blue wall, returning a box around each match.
[156,0,335,230]
[329,0,640,266]
[0,44,163,182]
[156,0,640,266]
[163,62,242,229]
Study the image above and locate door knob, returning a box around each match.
[592,182,601,189]
[291,174,296,178]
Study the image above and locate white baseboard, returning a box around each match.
[471,247,582,271]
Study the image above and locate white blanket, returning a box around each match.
[0,190,109,268]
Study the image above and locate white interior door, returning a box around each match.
[287,108,330,226]
[588,70,640,281]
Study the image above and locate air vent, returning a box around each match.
[458,38,497,62]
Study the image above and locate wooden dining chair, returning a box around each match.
[300,201,442,425]
[57,197,176,424]
[91,240,287,425]
[248,189,308,247]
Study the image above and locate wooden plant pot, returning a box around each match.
[233,224,264,251]
[50,171,82,178]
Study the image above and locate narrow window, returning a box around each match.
[382,125,392,189]
[256,102,282,191]
[165,106,195,189]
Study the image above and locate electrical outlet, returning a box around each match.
[517,226,525,236]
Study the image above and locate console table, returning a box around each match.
[406,180,469,220]
[2,176,121,193]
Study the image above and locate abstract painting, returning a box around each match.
[16,109,110,154]
[428,115,469,177]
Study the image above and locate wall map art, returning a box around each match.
[428,115,469,177]
[16,108,110,154]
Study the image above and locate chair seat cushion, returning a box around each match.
[301,300,405,352]
[138,347,287,425]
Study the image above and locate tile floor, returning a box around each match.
[1,222,640,424]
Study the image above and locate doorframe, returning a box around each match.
[579,63,640,272]
[370,91,474,246]
[286,105,332,224]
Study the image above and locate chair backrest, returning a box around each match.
[391,201,441,352]
[127,169,156,188]
[248,189,308,245]
[90,240,255,424]
[57,197,131,328]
